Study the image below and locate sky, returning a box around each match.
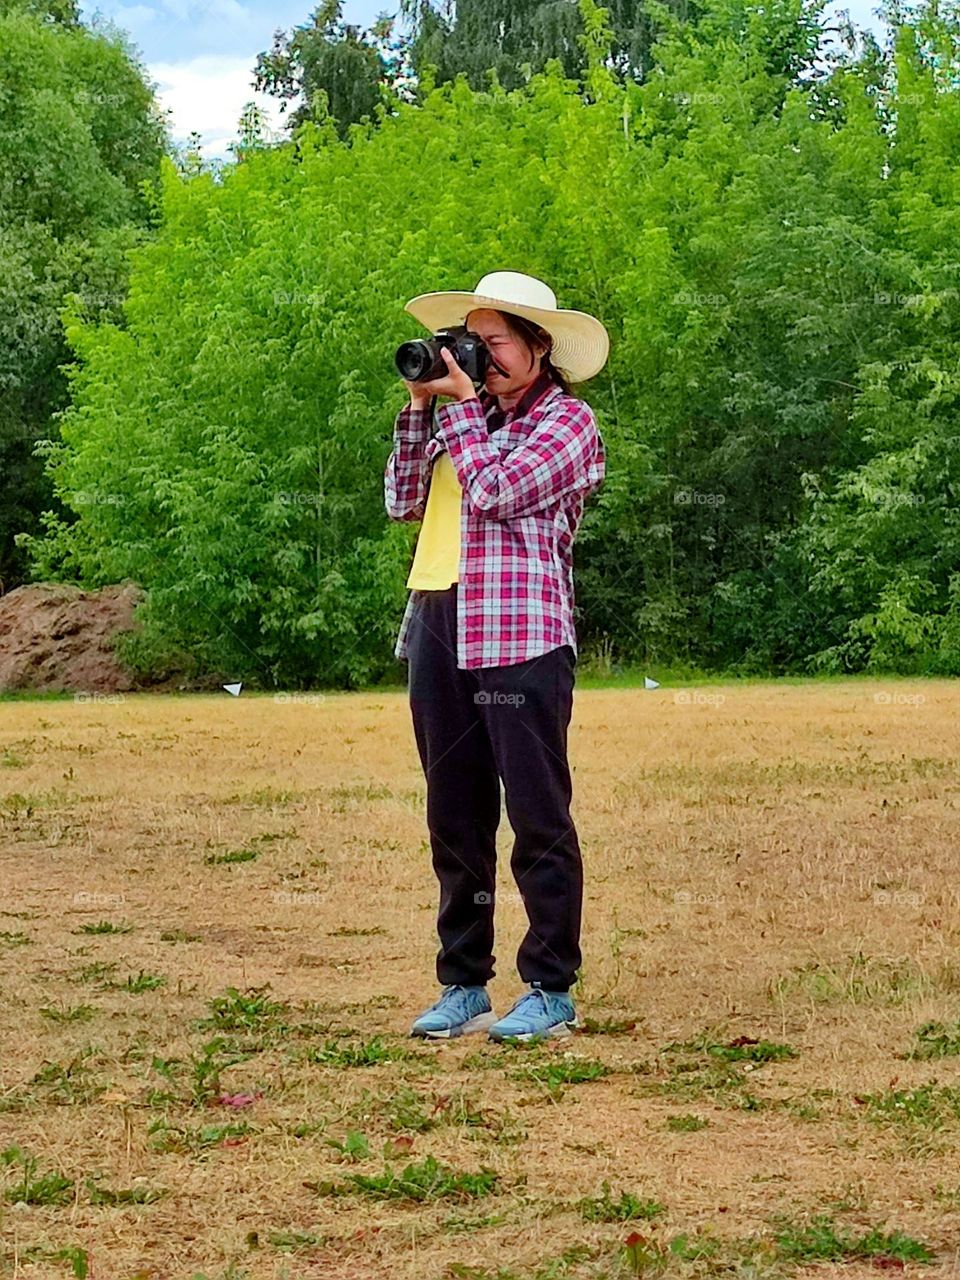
[77,0,891,162]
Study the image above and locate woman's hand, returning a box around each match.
[402,346,478,407]
[402,382,433,410]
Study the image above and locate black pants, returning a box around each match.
[406,584,583,993]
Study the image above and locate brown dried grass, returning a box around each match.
[0,679,959,1279]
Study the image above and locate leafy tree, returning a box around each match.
[0,0,80,23]
[0,0,168,589]
[17,0,960,682]
[398,0,708,92]
[253,0,405,143]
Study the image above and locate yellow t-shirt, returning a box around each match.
[406,450,462,589]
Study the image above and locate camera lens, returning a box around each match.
[396,340,433,381]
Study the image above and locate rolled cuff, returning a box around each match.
[396,403,434,439]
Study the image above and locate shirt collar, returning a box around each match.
[478,369,557,430]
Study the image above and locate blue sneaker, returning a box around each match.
[487,984,580,1043]
[410,984,497,1039]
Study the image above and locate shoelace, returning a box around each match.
[434,983,480,1013]
[505,988,553,1020]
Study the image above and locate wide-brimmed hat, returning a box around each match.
[404,270,610,384]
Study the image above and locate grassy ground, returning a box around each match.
[1,677,959,1279]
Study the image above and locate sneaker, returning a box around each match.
[487,984,580,1043]
[410,984,497,1039]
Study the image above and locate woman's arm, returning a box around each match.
[384,402,433,522]
[432,396,605,520]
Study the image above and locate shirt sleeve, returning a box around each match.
[384,402,433,522]
[433,395,605,520]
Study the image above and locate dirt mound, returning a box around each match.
[0,581,147,694]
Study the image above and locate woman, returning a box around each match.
[384,270,609,1043]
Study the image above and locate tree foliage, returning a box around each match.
[399,0,703,92]
[17,0,960,682]
[0,0,168,589]
[253,0,406,143]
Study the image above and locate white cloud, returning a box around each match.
[107,3,160,27]
[152,53,290,159]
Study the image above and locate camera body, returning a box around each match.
[395,325,491,385]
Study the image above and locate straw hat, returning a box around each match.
[404,270,610,384]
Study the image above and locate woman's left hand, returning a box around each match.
[413,346,479,403]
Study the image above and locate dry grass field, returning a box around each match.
[1,678,959,1280]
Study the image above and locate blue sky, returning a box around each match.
[78,0,890,161]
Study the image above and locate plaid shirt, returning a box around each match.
[384,370,606,669]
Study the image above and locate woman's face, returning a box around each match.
[466,309,546,400]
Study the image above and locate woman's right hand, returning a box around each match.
[401,377,433,410]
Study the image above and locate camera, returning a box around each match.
[395,325,492,385]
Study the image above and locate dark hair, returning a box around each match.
[493,309,576,396]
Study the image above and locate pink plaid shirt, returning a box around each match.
[385,371,606,669]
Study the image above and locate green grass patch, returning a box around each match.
[663,1032,798,1064]
[39,1004,96,1023]
[147,1118,253,1154]
[508,1057,611,1095]
[119,969,166,992]
[262,1227,332,1252]
[324,1130,371,1162]
[0,929,33,946]
[577,1180,666,1222]
[347,1084,525,1145]
[85,1176,166,1205]
[203,846,259,864]
[72,920,134,935]
[71,960,119,987]
[27,1048,107,1106]
[195,985,292,1033]
[635,1057,767,1111]
[771,1212,934,1263]
[304,1035,420,1068]
[666,1113,709,1132]
[2,1147,74,1206]
[855,1081,960,1126]
[772,953,938,1007]
[578,1016,638,1035]
[905,1019,960,1060]
[309,1153,499,1203]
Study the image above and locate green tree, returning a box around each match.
[18,0,960,682]
[398,0,705,92]
[0,0,168,589]
[253,0,404,143]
